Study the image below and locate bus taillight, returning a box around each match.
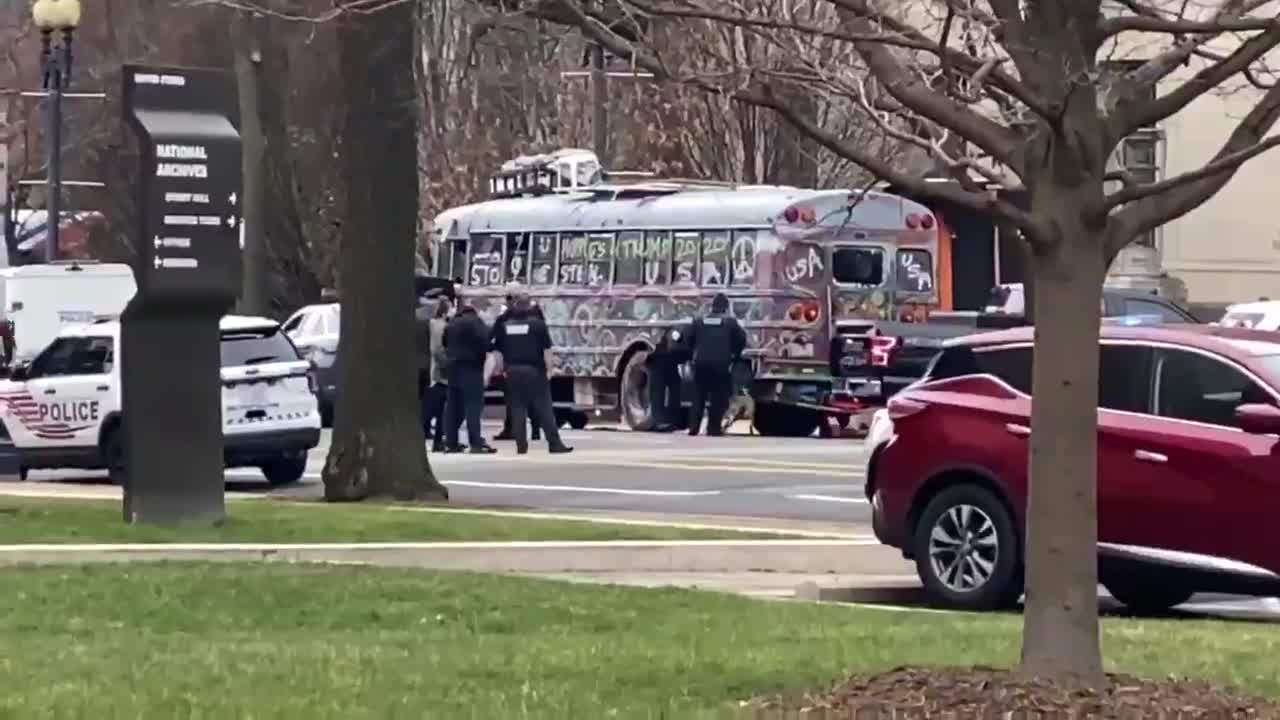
[897,304,930,323]
[782,205,816,225]
[905,213,936,230]
[788,302,820,323]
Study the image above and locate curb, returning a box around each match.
[0,539,893,574]
[316,503,870,539]
[795,578,925,604]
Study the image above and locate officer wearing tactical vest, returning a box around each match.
[686,292,747,436]
[490,293,573,455]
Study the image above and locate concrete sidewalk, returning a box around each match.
[0,538,910,575]
[523,571,923,601]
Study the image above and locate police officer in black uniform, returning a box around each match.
[686,293,747,436]
[443,304,497,454]
[494,293,543,442]
[644,324,688,432]
[491,294,573,455]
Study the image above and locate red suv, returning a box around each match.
[867,324,1280,612]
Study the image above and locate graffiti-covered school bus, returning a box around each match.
[431,177,940,437]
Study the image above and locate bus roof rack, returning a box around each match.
[489,148,602,198]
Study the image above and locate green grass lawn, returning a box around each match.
[0,496,778,543]
[0,563,1275,719]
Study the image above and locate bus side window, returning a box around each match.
[895,249,934,293]
[643,231,671,286]
[559,233,588,286]
[468,234,504,287]
[700,231,730,287]
[615,231,645,285]
[586,233,613,288]
[449,240,468,285]
[530,233,557,285]
[506,234,531,285]
[730,231,756,286]
[673,232,700,285]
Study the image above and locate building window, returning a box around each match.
[1121,132,1160,248]
[1104,60,1163,250]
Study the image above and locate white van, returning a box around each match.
[0,261,136,365]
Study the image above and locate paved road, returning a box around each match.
[268,422,871,523]
[21,420,872,524]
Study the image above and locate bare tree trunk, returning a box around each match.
[233,10,268,316]
[322,0,446,502]
[259,12,327,311]
[1020,210,1106,684]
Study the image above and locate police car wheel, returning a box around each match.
[102,431,125,486]
[261,455,307,486]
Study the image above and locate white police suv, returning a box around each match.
[0,315,321,485]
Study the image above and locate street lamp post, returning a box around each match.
[30,0,81,263]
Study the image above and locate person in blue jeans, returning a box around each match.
[442,304,497,454]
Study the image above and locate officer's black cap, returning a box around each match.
[712,293,729,313]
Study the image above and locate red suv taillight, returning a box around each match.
[887,395,928,421]
[869,334,899,367]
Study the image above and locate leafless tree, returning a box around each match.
[316,0,448,501]
[524,0,1280,685]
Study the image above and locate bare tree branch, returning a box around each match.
[1107,76,1280,257]
[1102,12,1279,37]
[1110,13,1280,138]
[540,0,1042,234]
[1105,135,1280,209]
[180,0,415,23]
[846,17,1024,173]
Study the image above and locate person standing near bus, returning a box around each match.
[644,325,686,432]
[491,291,516,441]
[414,293,436,437]
[443,303,497,454]
[425,298,454,452]
[491,294,573,455]
[686,293,747,437]
[492,290,542,442]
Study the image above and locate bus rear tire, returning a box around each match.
[752,404,819,438]
[619,350,655,431]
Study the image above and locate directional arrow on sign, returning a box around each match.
[153,235,161,248]
[153,256,162,268]
[228,192,237,206]
[226,216,238,228]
